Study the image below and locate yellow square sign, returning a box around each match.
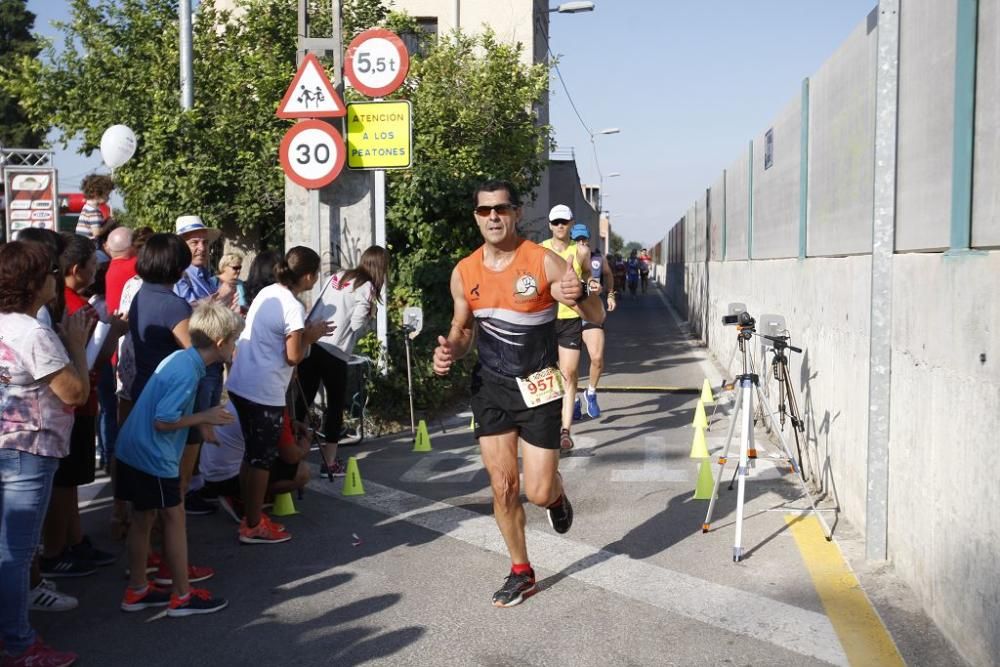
[346,101,412,169]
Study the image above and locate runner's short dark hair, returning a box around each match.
[473,180,521,207]
[137,233,192,285]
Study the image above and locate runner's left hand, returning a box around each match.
[561,264,582,301]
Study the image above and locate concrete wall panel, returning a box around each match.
[895,0,956,252]
[704,257,873,527]
[694,194,707,262]
[973,0,1000,248]
[888,251,1000,667]
[807,20,877,256]
[709,173,726,261]
[752,95,802,259]
[724,152,749,260]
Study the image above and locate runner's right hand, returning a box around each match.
[433,335,454,376]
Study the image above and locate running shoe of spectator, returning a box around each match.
[184,490,218,516]
[166,588,228,617]
[238,515,291,544]
[319,458,346,478]
[120,584,171,612]
[39,552,97,579]
[0,637,77,667]
[67,535,116,566]
[28,580,78,612]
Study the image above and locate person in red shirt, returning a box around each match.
[104,227,137,315]
[100,226,137,538]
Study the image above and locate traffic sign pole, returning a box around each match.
[375,166,387,372]
[344,29,410,374]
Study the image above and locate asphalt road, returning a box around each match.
[47,285,965,666]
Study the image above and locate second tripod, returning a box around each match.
[702,312,832,561]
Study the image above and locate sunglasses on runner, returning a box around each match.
[474,203,518,216]
[549,220,571,226]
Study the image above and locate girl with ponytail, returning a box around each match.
[226,247,333,544]
[297,245,390,477]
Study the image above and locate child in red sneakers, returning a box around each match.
[114,302,242,616]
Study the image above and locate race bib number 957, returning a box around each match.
[515,367,565,408]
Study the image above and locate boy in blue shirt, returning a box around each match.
[115,302,242,616]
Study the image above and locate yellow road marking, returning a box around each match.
[786,515,906,667]
[591,385,699,393]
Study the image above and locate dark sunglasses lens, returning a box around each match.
[550,220,570,226]
[475,204,514,216]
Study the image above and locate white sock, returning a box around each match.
[587,385,596,395]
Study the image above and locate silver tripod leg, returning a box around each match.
[732,378,754,561]
[702,385,742,532]
[755,384,833,540]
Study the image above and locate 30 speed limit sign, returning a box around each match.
[344,28,410,98]
[279,120,346,189]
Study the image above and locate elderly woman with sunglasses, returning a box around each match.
[0,241,92,667]
[213,252,248,315]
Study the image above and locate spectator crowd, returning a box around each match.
[0,178,389,667]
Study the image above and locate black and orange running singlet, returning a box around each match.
[456,239,558,378]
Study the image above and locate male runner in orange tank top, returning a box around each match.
[433,180,605,608]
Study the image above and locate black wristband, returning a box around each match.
[574,280,589,304]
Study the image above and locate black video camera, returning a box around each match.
[722,311,755,327]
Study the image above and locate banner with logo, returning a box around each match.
[3,167,59,237]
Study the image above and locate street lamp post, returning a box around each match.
[590,128,620,212]
[179,0,193,109]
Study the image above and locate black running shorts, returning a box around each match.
[581,320,604,331]
[554,318,582,350]
[115,459,181,511]
[470,366,561,450]
[229,392,284,471]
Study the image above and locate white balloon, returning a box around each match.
[100,124,137,169]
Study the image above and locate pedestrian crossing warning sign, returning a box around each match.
[276,53,346,119]
[346,100,412,169]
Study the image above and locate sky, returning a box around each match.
[25,0,877,244]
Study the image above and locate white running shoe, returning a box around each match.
[29,580,79,612]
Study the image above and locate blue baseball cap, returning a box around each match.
[570,223,590,241]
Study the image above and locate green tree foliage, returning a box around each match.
[0,0,44,147]
[624,241,642,255]
[1,0,550,420]
[0,0,302,244]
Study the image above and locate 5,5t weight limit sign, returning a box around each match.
[279,120,346,189]
[344,29,410,98]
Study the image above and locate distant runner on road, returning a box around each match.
[540,205,590,451]
[432,180,604,608]
[573,228,616,418]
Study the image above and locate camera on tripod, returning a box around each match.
[722,311,755,328]
[722,304,755,345]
